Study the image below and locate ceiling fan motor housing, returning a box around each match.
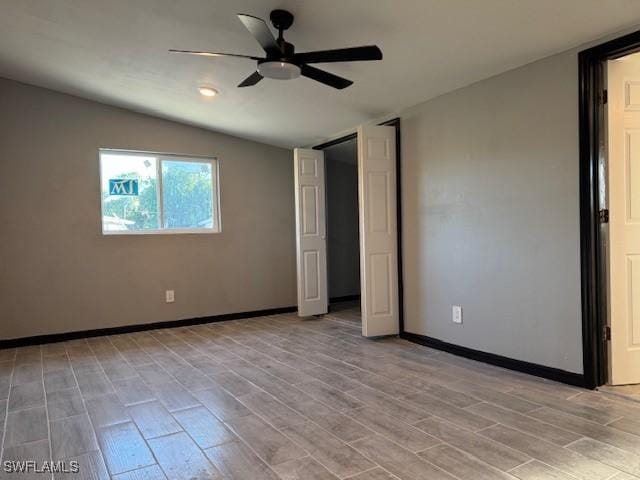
[262,11,299,81]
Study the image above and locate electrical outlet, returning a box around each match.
[452,305,462,324]
[165,290,175,303]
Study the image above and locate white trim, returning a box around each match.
[99,147,217,161]
[157,154,165,230]
[102,228,220,236]
[99,149,221,235]
[213,158,222,233]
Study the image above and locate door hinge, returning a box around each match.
[604,325,611,342]
[599,209,609,223]
[601,89,608,104]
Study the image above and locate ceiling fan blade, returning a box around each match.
[238,71,264,88]
[293,45,382,64]
[237,14,280,55]
[300,65,353,89]
[169,49,260,60]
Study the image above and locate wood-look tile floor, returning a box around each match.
[2,306,640,479]
[599,384,640,403]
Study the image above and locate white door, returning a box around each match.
[358,125,399,337]
[608,57,640,385]
[294,148,328,317]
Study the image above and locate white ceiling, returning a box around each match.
[2,1,640,148]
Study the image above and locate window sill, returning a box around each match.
[102,228,221,236]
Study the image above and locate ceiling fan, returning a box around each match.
[170,9,383,89]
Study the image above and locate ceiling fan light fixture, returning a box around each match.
[198,86,218,97]
[257,61,301,80]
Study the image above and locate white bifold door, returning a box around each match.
[357,125,399,337]
[294,127,399,337]
[607,58,640,385]
[294,148,328,317]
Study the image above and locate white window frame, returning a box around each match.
[99,148,221,235]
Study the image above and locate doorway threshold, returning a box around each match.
[597,384,640,404]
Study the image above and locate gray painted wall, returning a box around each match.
[325,140,360,299]
[0,77,296,340]
[401,49,583,373]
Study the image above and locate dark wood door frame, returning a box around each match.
[313,118,404,333]
[579,30,640,389]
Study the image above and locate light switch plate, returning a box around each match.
[166,290,175,303]
[452,305,462,324]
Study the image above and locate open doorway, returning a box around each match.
[580,31,640,391]
[323,138,361,316]
[293,120,402,337]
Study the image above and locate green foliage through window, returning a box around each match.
[162,161,213,229]
[100,151,218,234]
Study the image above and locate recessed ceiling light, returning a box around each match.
[198,86,218,97]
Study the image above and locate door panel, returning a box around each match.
[368,172,390,232]
[294,148,328,317]
[302,185,319,234]
[628,256,640,346]
[370,253,392,315]
[358,125,399,336]
[303,250,320,300]
[608,58,640,385]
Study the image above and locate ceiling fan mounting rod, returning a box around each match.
[270,9,294,55]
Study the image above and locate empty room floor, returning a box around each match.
[2,310,640,480]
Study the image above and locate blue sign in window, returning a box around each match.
[109,179,139,196]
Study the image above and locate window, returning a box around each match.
[99,149,220,234]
